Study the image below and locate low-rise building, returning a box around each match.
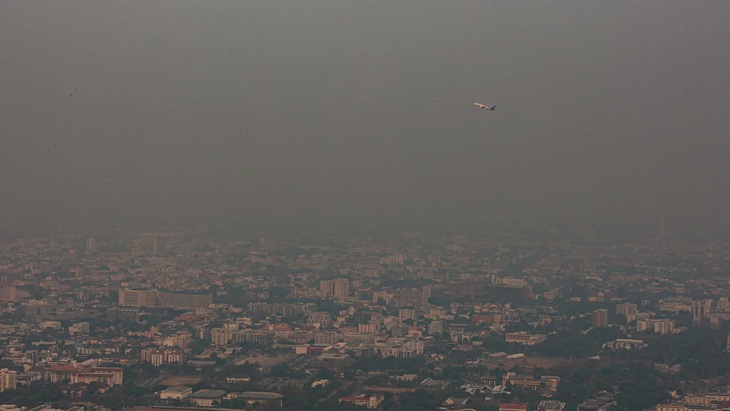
[339,394,384,409]
[234,391,284,407]
[191,389,226,407]
[602,339,647,350]
[159,386,193,402]
[538,400,566,411]
[511,376,543,391]
[505,332,547,346]
[578,399,615,411]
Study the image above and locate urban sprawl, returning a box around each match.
[0,229,729,411]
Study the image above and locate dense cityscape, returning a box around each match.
[3,2,730,411]
[0,226,728,411]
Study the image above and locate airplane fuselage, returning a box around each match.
[474,103,495,110]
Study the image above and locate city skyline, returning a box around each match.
[2,2,730,410]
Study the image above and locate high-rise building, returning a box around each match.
[157,291,213,309]
[693,300,713,323]
[616,302,637,316]
[653,319,675,335]
[373,291,393,305]
[139,233,158,255]
[320,279,349,299]
[591,309,608,328]
[638,319,675,335]
[0,368,17,392]
[333,279,349,299]
[319,280,332,297]
[141,348,185,366]
[718,297,729,311]
[118,288,158,308]
[107,307,140,323]
[211,328,232,346]
[421,286,432,305]
[398,307,417,320]
[428,320,443,335]
[0,282,16,302]
[85,237,95,254]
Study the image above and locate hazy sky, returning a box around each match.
[2,1,730,236]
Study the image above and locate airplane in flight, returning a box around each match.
[474,103,496,111]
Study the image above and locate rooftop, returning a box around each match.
[500,404,527,410]
[162,386,192,394]
[192,390,227,399]
[238,391,284,400]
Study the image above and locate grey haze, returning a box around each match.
[1,1,729,237]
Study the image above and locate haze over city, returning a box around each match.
[3,3,730,411]
[2,1,730,237]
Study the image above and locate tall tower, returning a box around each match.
[0,368,18,392]
[421,285,432,305]
[657,211,666,242]
[333,279,349,299]
[139,233,158,255]
[692,300,712,324]
[0,283,17,302]
[319,280,333,298]
[320,279,349,299]
[591,309,608,328]
[85,237,95,254]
